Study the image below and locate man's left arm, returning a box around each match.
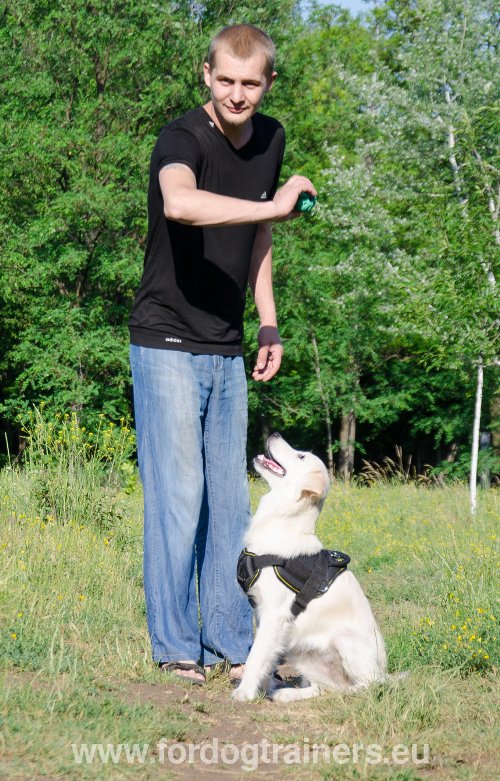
[249,222,283,382]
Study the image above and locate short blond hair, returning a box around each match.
[207,24,276,81]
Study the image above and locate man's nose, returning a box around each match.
[230,83,244,103]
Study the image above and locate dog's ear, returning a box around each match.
[300,469,329,500]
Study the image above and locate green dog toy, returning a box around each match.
[294,192,317,213]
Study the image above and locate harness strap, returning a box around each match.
[237,547,350,619]
[236,549,287,600]
[290,549,335,617]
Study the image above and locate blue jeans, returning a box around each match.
[130,345,253,666]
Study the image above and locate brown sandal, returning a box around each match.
[160,661,206,686]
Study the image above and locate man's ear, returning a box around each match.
[266,71,277,92]
[203,62,211,88]
[300,469,328,500]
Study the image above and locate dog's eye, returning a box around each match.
[298,454,306,460]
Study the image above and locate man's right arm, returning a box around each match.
[159,164,316,227]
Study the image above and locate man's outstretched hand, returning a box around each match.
[252,326,283,382]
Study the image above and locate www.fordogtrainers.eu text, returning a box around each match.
[72,738,430,770]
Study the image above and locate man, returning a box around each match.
[129,23,316,684]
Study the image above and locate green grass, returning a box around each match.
[0,423,498,780]
[317,482,498,677]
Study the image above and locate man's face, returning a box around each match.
[204,48,276,130]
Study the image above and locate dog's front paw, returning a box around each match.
[270,687,297,702]
[271,684,319,702]
[231,683,260,702]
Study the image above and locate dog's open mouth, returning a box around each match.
[256,453,286,477]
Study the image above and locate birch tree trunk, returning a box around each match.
[441,84,497,514]
[470,360,483,516]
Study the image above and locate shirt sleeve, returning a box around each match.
[155,123,201,178]
[269,126,286,199]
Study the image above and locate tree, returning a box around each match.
[372,0,499,508]
[1,0,496,483]
[247,0,498,483]
[1,0,199,429]
[0,0,301,437]
[246,7,397,475]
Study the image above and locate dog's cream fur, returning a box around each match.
[232,433,387,702]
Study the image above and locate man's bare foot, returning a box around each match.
[205,662,245,680]
[228,664,245,680]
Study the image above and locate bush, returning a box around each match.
[432,447,500,486]
[13,406,136,530]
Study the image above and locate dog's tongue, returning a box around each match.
[257,454,285,476]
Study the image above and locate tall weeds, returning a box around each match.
[357,447,435,486]
[11,406,136,530]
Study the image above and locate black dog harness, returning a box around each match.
[237,548,351,619]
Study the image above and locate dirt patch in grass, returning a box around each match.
[4,663,499,780]
[111,664,500,781]
[104,664,347,780]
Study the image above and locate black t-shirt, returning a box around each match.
[129,106,285,355]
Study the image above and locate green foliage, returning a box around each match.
[0,0,301,429]
[371,0,499,363]
[432,447,500,484]
[251,0,499,470]
[0,0,497,477]
[0,0,164,424]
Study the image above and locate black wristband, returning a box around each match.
[258,325,281,347]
